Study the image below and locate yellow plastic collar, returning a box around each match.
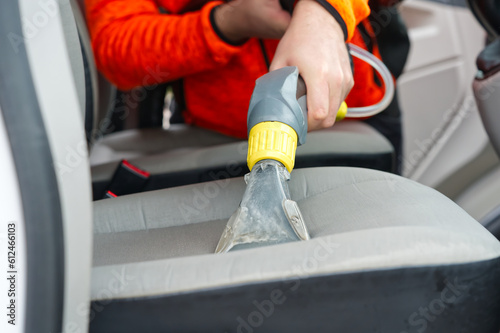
[247,121,297,173]
[336,102,348,121]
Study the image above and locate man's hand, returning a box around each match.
[270,0,354,131]
[214,0,291,43]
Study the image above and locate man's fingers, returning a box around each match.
[305,73,330,131]
[324,68,351,127]
[269,0,352,132]
[310,67,352,129]
[324,84,342,127]
[269,56,287,71]
[269,61,283,72]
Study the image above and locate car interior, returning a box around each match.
[1,0,500,332]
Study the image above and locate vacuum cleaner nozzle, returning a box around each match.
[215,67,311,253]
[215,160,309,253]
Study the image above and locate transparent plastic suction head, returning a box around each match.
[215,160,310,253]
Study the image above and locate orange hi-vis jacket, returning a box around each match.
[86,0,383,138]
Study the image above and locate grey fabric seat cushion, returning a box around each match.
[92,167,500,301]
[90,121,393,183]
[89,124,240,167]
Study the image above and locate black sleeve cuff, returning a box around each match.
[314,0,348,41]
[209,5,247,47]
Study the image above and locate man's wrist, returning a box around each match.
[298,0,348,41]
[211,5,247,46]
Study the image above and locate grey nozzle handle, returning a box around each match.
[247,66,308,145]
[296,75,306,100]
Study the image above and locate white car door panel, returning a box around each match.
[398,0,490,188]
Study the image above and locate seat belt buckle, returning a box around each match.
[104,191,118,199]
[103,160,150,199]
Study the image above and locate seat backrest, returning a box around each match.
[474,39,500,156]
[69,0,98,142]
[0,0,93,332]
[61,1,86,122]
[470,0,500,157]
[68,0,117,147]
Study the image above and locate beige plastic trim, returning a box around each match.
[398,1,487,188]
[19,0,93,331]
[456,165,500,223]
[474,71,500,156]
[436,143,499,199]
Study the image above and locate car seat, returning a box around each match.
[2,0,499,332]
[71,0,396,199]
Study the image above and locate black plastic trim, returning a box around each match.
[80,32,95,143]
[467,0,500,38]
[481,204,500,240]
[426,0,467,8]
[476,38,500,79]
[89,257,500,332]
[0,2,65,333]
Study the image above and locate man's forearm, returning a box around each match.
[87,0,244,90]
